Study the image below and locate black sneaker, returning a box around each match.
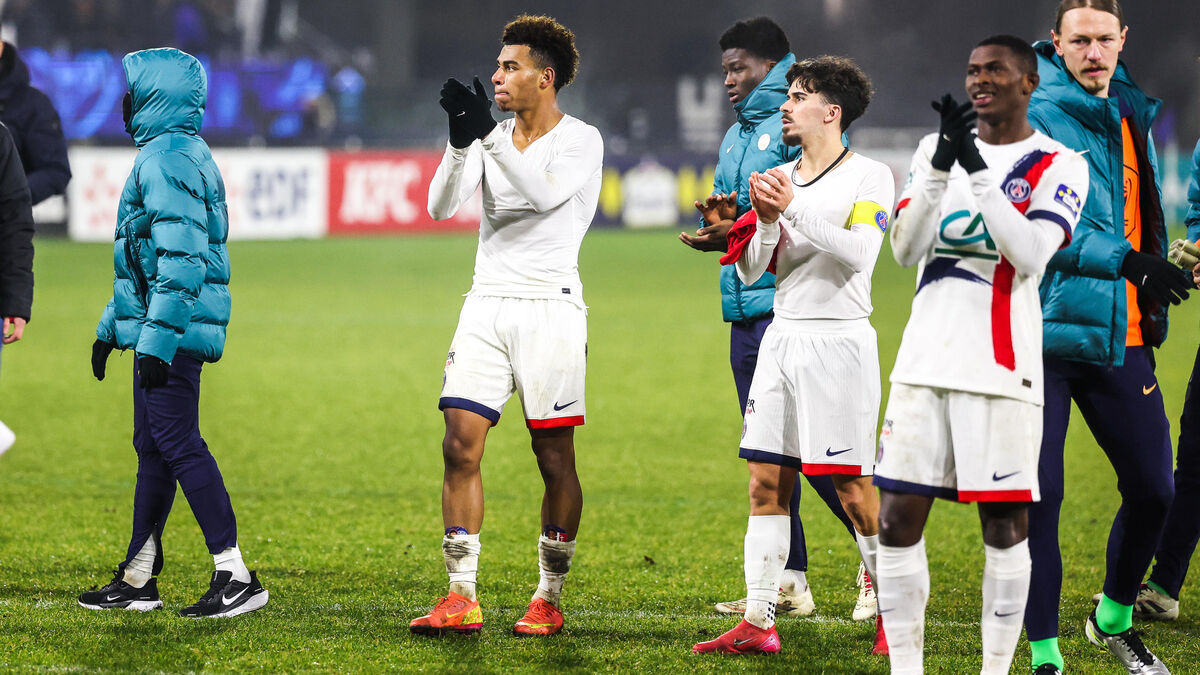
[178,570,268,618]
[1032,664,1062,675]
[77,569,163,611]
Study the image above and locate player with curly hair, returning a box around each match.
[409,14,602,638]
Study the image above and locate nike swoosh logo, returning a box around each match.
[221,587,248,606]
[455,111,466,117]
[992,471,1020,481]
[825,447,853,457]
[732,637,757,646]
[445,609,466,620]
[994,610,1022,617]
[553,400,577,411]
[518,621,555,628]
[106,594,124,601]
[1143,383,1158,395]
[878,607,893,614]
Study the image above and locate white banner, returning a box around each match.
[66,147,327,242]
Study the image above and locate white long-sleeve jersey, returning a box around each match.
[427,115,603,306]
[888,131,1089,404]
[736,153,895,320]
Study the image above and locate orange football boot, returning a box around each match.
[409,592,483,635]
[512,597,563,636]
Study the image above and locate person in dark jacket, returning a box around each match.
[1022,2,1189,673]
[76,48,267,619]
[0,120,34,457]
[0,39,70,205]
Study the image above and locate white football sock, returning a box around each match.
[855,530,880,587]
[0,419,14,456]
[877,539,929,675]
[122,536,156,588]
[981,540,1031,675]
[214,544,251,583]
[780,568,808,594]
[744,515,789,630]
[443,532,481,600]
[532,535,576,607]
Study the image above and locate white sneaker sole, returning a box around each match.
[203,589,269,618]
[0,421,14,457]
[77,599,163,612]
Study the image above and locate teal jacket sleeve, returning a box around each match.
[96,297,116,343]
[1030,108,1131,280]
[1187,139,1200,243]
[133,151,208,363]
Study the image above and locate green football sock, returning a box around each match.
[1096,594,1133,634]
[1147,580,1174,599]
[1030,637,1064,671]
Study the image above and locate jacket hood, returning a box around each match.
[1031,40,1159,132]
[123,48,206,146]
[0,43,32,100]
[735,53,795,127]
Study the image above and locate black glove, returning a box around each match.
[1121,250,1193,306]
[439,77,497,142]
[137,355,170,390]
[930,94,978,172]
[445,110,475,149]
[91,339,114,381]
[957,130,988,174]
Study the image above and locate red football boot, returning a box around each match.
[872,614,889,655]
[692,619,781,654]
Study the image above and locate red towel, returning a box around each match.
[719,210,778,274]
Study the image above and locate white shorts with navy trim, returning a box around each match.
[738,318,880,475]
[874,382,1041,502]
[439,295,587,428]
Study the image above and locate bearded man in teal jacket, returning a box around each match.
[679,17,866,623]
[77,48,268,619]
[1022,2,1193,674]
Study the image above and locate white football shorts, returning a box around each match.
[440,294,587,428]
[874,382,1041,502]
[739,318,880,475]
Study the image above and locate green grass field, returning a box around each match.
[1,229,1197,672]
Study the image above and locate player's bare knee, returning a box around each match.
[442,433,482,473]
[878,508,920,547]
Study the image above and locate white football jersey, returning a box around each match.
[888,131,1090,404]
[736,152,895,321]
[428,115,603,306]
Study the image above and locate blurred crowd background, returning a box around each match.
[4,0,1199,235]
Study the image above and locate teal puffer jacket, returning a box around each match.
[714,54,801,323]
[96,48,230,363]
[1029,40,1165,367]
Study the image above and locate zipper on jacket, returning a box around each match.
[122,224,151,301]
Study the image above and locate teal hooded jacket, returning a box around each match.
[1029,40,1166,367]
[713,54,800,323]
[1187,138,1200,242]
[96,48,231,363]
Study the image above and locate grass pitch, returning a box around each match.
[0,229,1197,672]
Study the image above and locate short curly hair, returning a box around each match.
[785,56,874,131]
[501,15,580,91]
[719,17,790,62]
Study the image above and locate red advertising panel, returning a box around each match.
[328,151,481,235]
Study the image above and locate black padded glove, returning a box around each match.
[930,94,978,172]
[957,131,988,174]
[439,77,497,142]
[91,339,114,381]
[1121,250,1193,306]
[137,355,170,390]
[445,111,475,149]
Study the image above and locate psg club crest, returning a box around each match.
[1003,177,1032,203]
